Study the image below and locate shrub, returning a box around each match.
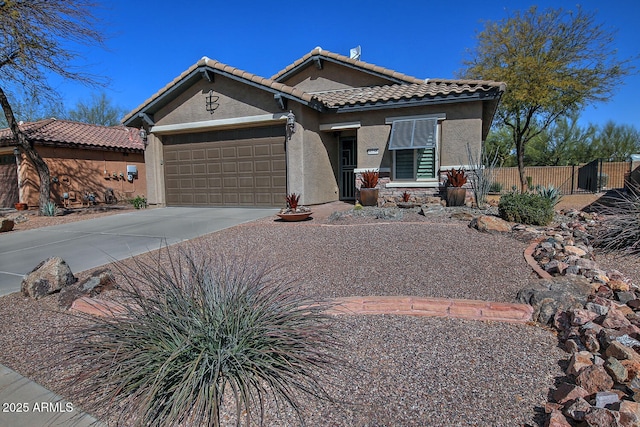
[489,182,503,194]
[41,201,59,216]
[130,195,147,209]
[498,192,554,225]
[360,170,379,188]
[60,248,339,426]
[593,190,640,255]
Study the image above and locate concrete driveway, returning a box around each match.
[0,207,277,296]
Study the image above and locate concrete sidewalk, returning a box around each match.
[0,364,102,427]
[0,206,277,296]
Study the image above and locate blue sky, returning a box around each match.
[53,0,639,129]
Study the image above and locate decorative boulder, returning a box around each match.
[517,276,595,325]
[58,269,116,309]
[21,257,77,300]
[468,215,512,233]
[0,218,14,232]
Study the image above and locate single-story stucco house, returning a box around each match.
[123,47,505,208]
[0,119,146,208]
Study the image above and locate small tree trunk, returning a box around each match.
[0,86,51,212]
[516,137,527,193]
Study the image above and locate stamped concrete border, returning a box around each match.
[523,237,553,280]
[72,295,533,324]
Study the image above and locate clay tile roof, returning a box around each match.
[0,119,145,151]
[315,79,506,108]
[271,47,426,84]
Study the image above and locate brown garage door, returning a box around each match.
[163,126,286,207]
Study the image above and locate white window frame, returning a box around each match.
[385,114,444,186]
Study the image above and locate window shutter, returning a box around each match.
[388,118,437,150]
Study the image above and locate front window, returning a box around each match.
[394,148,436,180]
[388,118,438,181]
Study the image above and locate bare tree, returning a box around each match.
[68,92,127,126]
[0,0,106,211]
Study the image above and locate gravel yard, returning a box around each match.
[0,205,569,426]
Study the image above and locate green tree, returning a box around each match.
[68,92,126,126]
[485,126,516,167]
[0,0,106,211]
[591,121,640,162]
[525,114,597,166]
[463,6,633,191]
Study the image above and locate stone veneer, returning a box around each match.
[355,170,473,207]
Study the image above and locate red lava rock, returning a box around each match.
[546,409,573,427]
[575,365,614,394]
[552,382,591,404]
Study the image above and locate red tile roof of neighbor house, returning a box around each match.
[122,47,505,125]
[0,119,145,151]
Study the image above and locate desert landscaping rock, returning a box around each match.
[20,256,77,299]
[468,214,512,233]
[0,218,14,232]
[58,268,116,309]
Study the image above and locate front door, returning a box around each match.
[339,137,356,200]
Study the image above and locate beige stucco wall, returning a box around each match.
[280,61,396,93]
[320,101,485,175]
[18,146,146,208]
[154,75,279,127]
[142,69,488,207]
[294,107,340,205]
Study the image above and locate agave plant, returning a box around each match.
[60,247,340,426]
[446,168,467,187]
[536,184,562,207]
[285,192,300,210]
[41,200,59,217]
[360,170,379,188]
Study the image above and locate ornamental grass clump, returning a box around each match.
[498,191,554,226]
[61,247,339,427]
[593,190,640,255]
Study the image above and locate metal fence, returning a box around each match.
[492,161,631,194]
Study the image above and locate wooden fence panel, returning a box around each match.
[492,161,630,194]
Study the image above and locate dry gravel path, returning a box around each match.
[0,205,567,426]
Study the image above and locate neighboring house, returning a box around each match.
[123,47,505,207]
[0,119,146,208]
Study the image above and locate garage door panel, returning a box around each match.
[222,162,237,173]
[164,127,285,207]
[223,177,238,189]
[237,146,252,157]
[238,161,253,173]
[222,147,236,158]
[254,160,270,172]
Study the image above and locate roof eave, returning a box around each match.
[331,91,502,113]
[123,64,326,128]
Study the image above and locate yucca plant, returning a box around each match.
[401,191,411,202]
[360,170,379,188]
[285,192,300,210]
[60,247,339,426]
